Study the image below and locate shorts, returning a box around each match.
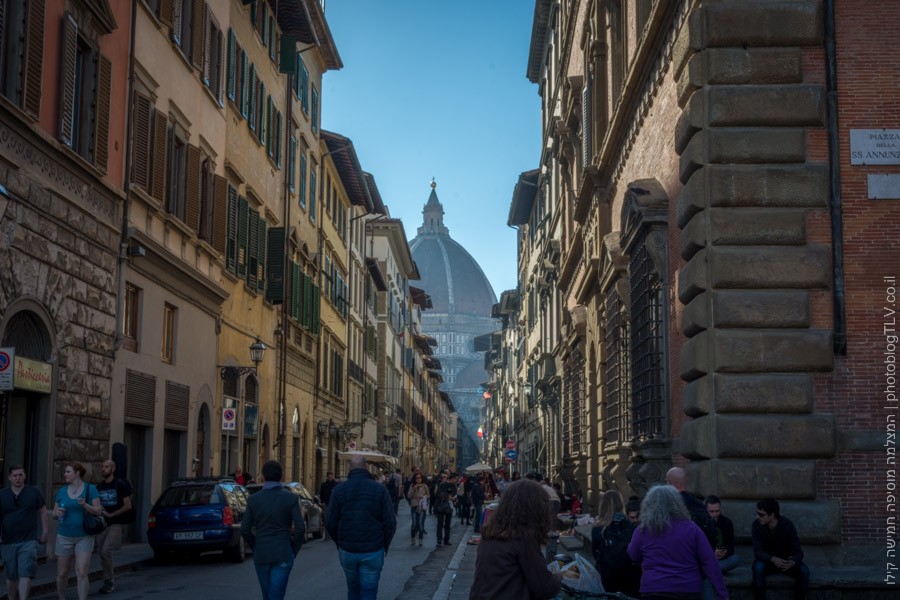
[1,540,38,580]
[55,534,94,557]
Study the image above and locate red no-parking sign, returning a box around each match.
[0,348,14,392]
[505,439,516,450]
[222,408,237,431]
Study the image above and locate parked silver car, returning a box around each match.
[245,482,325,540]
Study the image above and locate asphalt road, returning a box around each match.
[35,507,471,600]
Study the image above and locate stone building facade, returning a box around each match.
[506,0,900,569]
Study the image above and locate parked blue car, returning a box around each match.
[147,477,249,562]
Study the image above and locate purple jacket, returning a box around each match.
[627,518,728,599]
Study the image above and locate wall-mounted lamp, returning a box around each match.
[219,337,266,379]
[317,420,329,435]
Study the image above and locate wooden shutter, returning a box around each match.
[275,111,282,167]
[159,0,174,28]
[247,210,259,288]
[212,174,228,253]
[290,262,300,319]
[288,136,296,192]
[165,380,190,430]
[311,284,321,334]
[22,0,45,119]
[192,0,205,69]
[125,369,156,425]
[132,92,152,189]
[185,145,201,231]
[302,274,312,329]
[265,96,273,156]
[151,110,169,203]
[265,227,285,303]
[93,54,112,173]
[256,215,266,290]
[59,13,78,147]
[226,29,236,101]
[237,195,249,278]
[248,65,257,130]
[299,152,306,207]
[225,185,238,272]
[258,82,266,144]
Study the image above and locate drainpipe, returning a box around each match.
[114,0,139,353]
[824,0,847,355]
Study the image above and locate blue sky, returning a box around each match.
[321,1,540,296]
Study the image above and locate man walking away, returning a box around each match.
[433,472,458,546]
[752,498,810,600]
[95,460,134,594]
[241,460,305,600]
[319,472,338,540]
[385,469,402,514]
[0,465,49,600]
[326,454,396,600]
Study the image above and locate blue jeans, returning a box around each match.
[254,559,294,600]
[473,503,483,533]
[338,548,385,600]
[752,559,810,600]
[702,555,741,600]
[411,508,426,540]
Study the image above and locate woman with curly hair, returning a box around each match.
[627,485,728,600]
[469,480,561,600]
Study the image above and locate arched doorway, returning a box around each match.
[0,306,54,494]
[196,398,211,476]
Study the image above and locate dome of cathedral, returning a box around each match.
[408,183,497,316]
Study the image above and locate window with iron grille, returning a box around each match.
[570,349,584,454]
[629,232,666,440]
[603,286,630,445]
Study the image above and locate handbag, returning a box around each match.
[81,485,107,535]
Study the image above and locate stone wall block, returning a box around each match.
[680,416,713,459]
[713,328,834,373]
[680,330,710,381]
[708,246,831,290]
[678,248,708,303]
[672,9,705,83]
[688,458,817,499]
[700,1,824,49]
[726,499,841,545]
[712,289,811,329]
[678,48,805,106]
[717,413,835,458]
[681,207,808,259]
[676,90,706,153]
[680,128,807,182]
[708,85,826,128]
[715,373,815,414]
[683,375,711,416]
[682,291,710,337]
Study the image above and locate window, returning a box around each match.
[309,166,317,221]
[298,151,307,208]
[248,64,258,130]
[198,156,214,242]
[311,85,319,134]
[59,13,112,172]
[122,283,141,351]
[162,303,177,363]
[0,0,43,119]
[256,81,266,144]
[171,0,202,67]
[203,10,224,106]
[224,186,266,290]
[295,54,309,113]
[166,121,187,221]
[288,136,296,193]
[603,286,630,446]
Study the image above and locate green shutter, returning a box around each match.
[226,29,236,102]
[309,170,316,221]
[311,87,318,134]
[312,284,321,334]
[258,82,266,144]
[301,61,309,113]
[279,35,296,74]
[275,111,282,167]
[248,65,257,130]
[237,196,249,278]
[290,262,300,320]
[288,136,296,192]
[265,227,285,303]
[302,274,312,329]
[299,152,307,208]
[225,185,238,272]
[257,214,266,291]
[247,210,258,288]
[240,51,249,118]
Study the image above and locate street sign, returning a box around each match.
[222,408,236,431]
[0,348,13,392]
[504,449,518,460]
[505,440,516,450]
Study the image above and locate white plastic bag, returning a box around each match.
[549,553,605,594]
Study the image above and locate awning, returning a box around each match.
[337,449,397,466]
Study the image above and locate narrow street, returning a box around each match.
[32,508,474,600]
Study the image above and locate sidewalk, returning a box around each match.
[0,543,154,600]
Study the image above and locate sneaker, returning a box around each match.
[418,539,423,546]
[100,581,116,594]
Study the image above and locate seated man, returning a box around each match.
[751,498,810,600]
[702,495,739,600]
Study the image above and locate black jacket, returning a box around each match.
[325,469,397,554]
[319,479,338,505]
[752,515,804,563]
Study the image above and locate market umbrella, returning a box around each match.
[464,462,494,474]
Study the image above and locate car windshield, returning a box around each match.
[156,485,220,507]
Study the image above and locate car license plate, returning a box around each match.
[173,531,203,541]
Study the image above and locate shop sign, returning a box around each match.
[15,356,52,393]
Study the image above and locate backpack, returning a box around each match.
[597,520,635,574]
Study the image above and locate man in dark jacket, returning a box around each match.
[241,460,304,600]
[433,472,458,546]
[752,498,809,600]
[326,455,396,600]
[470,475,485,533]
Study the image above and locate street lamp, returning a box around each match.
[219,337,267,379]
